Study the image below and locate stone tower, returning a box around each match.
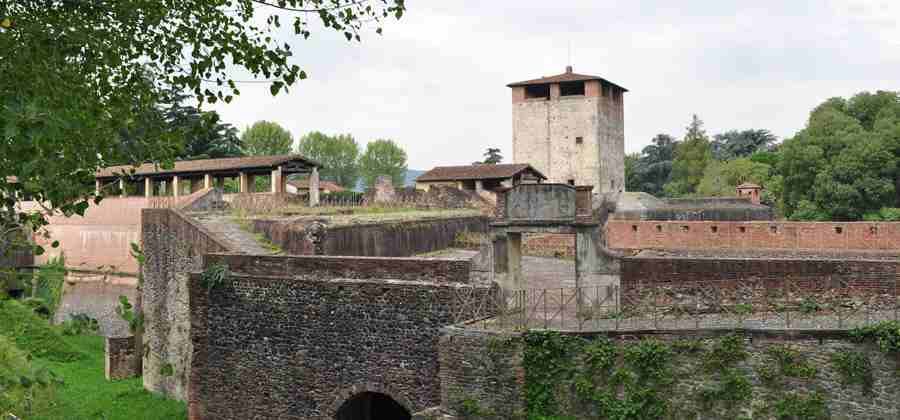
[508,66,626,193]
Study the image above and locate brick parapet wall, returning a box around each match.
[621,255,900,296]
[607,220,900,251]
[437,327,900,419]
[142,208,231,401]
[188,253,494,419]
[105,336,138,380]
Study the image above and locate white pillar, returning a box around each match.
[239,172,249,193]
[144,178,152,198]
[172,175,180,197]
[118,178,126,197]
[95,179,101,196]
[271,167,282,193]
[309,168,320,206]
[204,174,212,190]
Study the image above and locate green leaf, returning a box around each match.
[270,81,284,96]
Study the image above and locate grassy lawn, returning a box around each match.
[31,335,187,420]
[1,299,187,419]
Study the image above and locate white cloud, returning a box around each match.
[210,1,900,168]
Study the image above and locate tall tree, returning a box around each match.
[158,90,243,160]
[0,0,405,243]
[630,134,678,196]
[297,132,360,188]
[359,139,408,188]
[711,129,777,160]
[664,115,713,196]
[482,148,503,164]
[242,121,293,156]
[779,91,900,220]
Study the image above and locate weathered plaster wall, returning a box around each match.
[436,327,900,419]
[188,253,495,420]
[142,208,229,400]
[252,216,489,257]
[511,84,624,193]
[607,220,900,251]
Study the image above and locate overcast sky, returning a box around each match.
[209,0,900,170]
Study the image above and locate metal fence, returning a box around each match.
[467,278,900,332]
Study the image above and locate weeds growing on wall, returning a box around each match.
[517,331,844,420]
[201,263,229,291]
[830,349,873,395]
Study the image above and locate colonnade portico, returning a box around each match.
[94,155,322,206]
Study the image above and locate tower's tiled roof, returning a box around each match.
[507,67,628,92]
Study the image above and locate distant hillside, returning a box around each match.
[353,169,425,191]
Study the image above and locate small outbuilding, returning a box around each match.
[415,163,546,193]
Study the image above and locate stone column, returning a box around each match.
[271,166,282,193]
[507,232,523,291]
[239,172,249,193]
[118,179,126,197]
[203,174,212,190]
[309,167,320,206]
[475,180,484,193]
[95,179,101,196]
[172,175,180,197]
[144,178,152,198]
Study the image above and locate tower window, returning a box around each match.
[575,136,583,144]
[524,84,550,100]
[560,81,585,96]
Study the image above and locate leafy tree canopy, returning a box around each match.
[479,148,503,165]
[242,120,293,156]
[711,129,777,160]
[297,131,360,188]
[0,0,404,249]
[627,134,678,196]
[664,115,712,196]
[779,90,900,220]
[359,139,407,188]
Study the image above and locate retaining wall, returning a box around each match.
[141,208,230,400]
[105,336,138,380]
[434,327,900,419]
[188,253,494,420]
[252,216,489,257]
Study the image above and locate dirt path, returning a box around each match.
[190,213,276,255]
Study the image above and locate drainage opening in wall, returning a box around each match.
[335,392,410,420]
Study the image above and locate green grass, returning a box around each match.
[0,299,81,362]
[30,335,187,420]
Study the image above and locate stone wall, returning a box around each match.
[105,336,139,380]
[252,216,489,257]
[607,220,900,251]
[141,208,230,400]
[436,327,900,419]
[188,253,495,419]
[621,253,900,296]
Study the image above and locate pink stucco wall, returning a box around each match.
[31,197,149,274]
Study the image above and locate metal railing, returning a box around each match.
[467,277,900,332]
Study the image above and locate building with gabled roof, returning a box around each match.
[415,163,545,193]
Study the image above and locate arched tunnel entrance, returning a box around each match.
[335,392,411,420]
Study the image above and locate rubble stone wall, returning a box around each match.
[105,336,138,380]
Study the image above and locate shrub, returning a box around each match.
[60,313,100,336]
[878,207,900,221]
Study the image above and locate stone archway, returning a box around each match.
[335,392,411,420]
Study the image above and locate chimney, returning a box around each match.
[565,65,573,73]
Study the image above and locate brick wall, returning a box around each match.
[621,255,900,296]
[142,208,231,400]
[607,220,900,251]
[189,253,495,420]
[105,336,138,380]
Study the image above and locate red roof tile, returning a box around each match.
[96,155,319,179]
[416,164,546,182]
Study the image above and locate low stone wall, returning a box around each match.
[105,336,138,380]
[607,220,900,252]
[252,216,489,257]
[621,253,900,296]
[141,208,230,400]
[436,327,900,419]
[188,253,495,420]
